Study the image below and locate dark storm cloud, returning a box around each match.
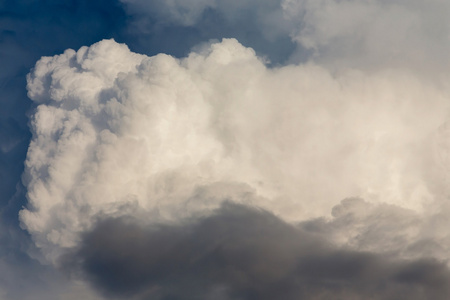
[65,202,450,300]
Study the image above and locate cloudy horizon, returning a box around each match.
[3,0,450,299]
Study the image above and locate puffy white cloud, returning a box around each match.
[21,38,450,263]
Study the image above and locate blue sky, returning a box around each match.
[2,1,450,299]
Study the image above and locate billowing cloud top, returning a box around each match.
[21,38,450,264]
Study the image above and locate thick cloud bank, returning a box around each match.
[65,203,450,300]
[22,38,450,264]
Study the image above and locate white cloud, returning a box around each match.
[21,38,450,263]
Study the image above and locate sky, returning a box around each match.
[2,0,450,299]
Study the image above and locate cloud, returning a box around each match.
[0,216,103,300]
[6,1,450,298]
[300,197,450,262]
[64,202,450,300]
[21,38,450,264]
[119,0,297,63]
[119,0,450,73]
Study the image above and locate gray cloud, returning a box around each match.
[120,0,450,72]
[64,202,450,300]
[300,198,450,262]
[0,218,102,300]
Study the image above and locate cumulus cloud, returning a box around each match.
[64,202,450,300]
[21,38,450,266]
[11,2,450,299]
